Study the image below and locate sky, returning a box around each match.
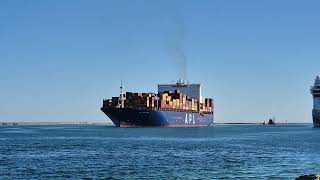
[1,0,320,123]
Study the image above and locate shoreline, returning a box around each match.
[0,122,114,126]
[0,122,312,126]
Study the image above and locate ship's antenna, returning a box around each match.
[118,81,125,108]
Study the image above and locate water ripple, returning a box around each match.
[0,124,320,179]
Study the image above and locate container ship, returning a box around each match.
[101,80,214,127]
[311,76,320,127]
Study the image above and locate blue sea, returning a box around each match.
[1,124,320,179]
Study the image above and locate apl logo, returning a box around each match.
[185,114,195,124]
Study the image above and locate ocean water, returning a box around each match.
[1,124,320,179]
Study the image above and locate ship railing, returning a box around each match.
[158,108,212,114]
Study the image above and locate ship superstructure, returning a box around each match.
[158,79,201,100]
[311,76,320,127]
[101,80,214,127]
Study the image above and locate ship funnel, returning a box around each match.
[177,78,185,85]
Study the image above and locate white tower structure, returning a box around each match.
[310,76,320,127]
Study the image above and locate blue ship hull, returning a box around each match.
[101,108,214,127]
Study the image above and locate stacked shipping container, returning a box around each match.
[103,91,213,113]
[125,92,159,109]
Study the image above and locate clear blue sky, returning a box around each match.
[1,0,319,123]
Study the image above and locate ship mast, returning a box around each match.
[117,81,125,108]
